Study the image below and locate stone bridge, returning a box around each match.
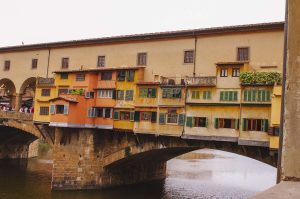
[0,111,54,158]
[51,128,277,190]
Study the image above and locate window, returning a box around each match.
[139,88,156,98]
[191,90,200,99]
[100,72,112,80]
[97,56,105,67]
[194,117,207,127]
[162,88,182,99]
[167,112,178,124]
[58,88,69,95]
[220,68,228,77]
[125,90,134,101]
[32,59,38,69]
[61,73,68,79]
[120,111,130,120]
[137,52,147,66]
[242,119,268,132]
[85,91,95,99]
[56,105,65,114]
[220,91,238,102]
[184,50,194,64]
[214,118,239,129]
[61,57,69,69]
[203,91,212,100]
[90,107,112,118]
[232,68,240,77]
[41,89,50,96]
[4,60,10,71]
[39,107,49,115]
[98,90,113,98]
[141,112,151,121]
[117,71,126,81]
[117,90,124,100]
[237,47,249,61]
[244,89,271,102]
[126,70,135,82]
[76,74,85,81]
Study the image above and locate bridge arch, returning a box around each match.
[18,77,37,110]
[0,78,17,108]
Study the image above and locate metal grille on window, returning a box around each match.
[184,50,194,63]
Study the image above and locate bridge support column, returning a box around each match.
[51,128,167,190]
[14,93,22,110]
[0,144,29,159]
[281,0,300,181]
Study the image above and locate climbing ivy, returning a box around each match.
[69,89,84,95]
[239,72,282,85]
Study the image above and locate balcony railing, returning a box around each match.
[185,76,217,86]
[37,77,55,86]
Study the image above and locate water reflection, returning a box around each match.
[0,149,276,199]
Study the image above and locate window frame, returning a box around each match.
[31,59,38,69]
[183,50,195,64]
[4,60,10,71]
[39,106,49,115]
[220,68,228,77]
[100,72,112,80]
[232,68,240,77]
[137,52,147,66]
[97,55,106,67]
[60,73,68,79]
[61,57,69,69]
[237,47,250,61]
[41,89,51,97]
[98,89,113,98]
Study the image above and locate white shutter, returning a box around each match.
[63,105,69,115]
[50,105,56,114]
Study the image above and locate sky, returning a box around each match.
[0,0,285,47]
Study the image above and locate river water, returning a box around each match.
[0,149,276,199]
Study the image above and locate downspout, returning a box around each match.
[46,47,51,78]
[277,0,288,184]
[193,33,197,77]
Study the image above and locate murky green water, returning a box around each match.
[0,149,276,199]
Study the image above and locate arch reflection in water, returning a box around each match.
[0,149,276,199]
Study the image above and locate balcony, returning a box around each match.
[37,77,55,86]
[186,76,217,87]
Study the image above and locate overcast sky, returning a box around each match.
[0,0,285,47]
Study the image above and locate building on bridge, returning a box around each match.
[0,21,284,189]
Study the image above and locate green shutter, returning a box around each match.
[235,119,240,130]
[50,105,56,114]
[257,90,262,102]
[242,118,246,131]
[233,91,238,101]
[196,91,200,99]
[192,91,196,99]
[244,90,248,102]
[151,112,157,123]
[178,114,185,126]
[130,112,135,121]
[134,111,140,121]
[263,119,269,132]
[252,90,257,102]
[186,116,193,127]
[205,118,208,127]
[207,91,211,99]
[151,88,157,98]
[229,91,233,101]
[220,92,224,101]
[113,111,119,120]
[159,113,166,124]
[214,118,219,129]
[266,90,271,102]
[139,88,146,97]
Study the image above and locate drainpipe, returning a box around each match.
[277,0,288,184]
[193,33,197,77]
[46,48,51,78]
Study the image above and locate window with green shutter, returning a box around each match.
[214,118,219,129]
[162,88,181,99]
[220,91,238,102]
[134,111,140,121]
[203,91,211,100]
[159,113,166,124]
[113,111,119,120]
[178,114,185,126]
[191,91,200,99]
[244,89,271,102]
[139,88,157,98]
[186,116,193,127]
[139,88,147,97]
[125,90,134,101]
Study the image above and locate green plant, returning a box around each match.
[70,89,84,95]
[239,72,282,85]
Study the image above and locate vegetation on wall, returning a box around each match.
[239,72,282,85]
[69,89,84,95]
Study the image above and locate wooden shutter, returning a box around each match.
[214,118,219,129]
[192,91,196,99]
[151,112,157,123]
[235,119,240,130]
[263,119,269,132]
[186,116,193,127]
[178,114,185,126]
[112,90,116,99]
[242,119,246,131]
[220,92,224,101]
[159,113,166,124]
[113,111,119,120]
[130,112,134,121]
[63,105,69,115]
[134,111,140,121]
[50,105,56,114]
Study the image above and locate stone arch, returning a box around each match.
[18,77,37,109]
[0,78,17,108]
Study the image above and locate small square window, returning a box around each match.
[232,68,240,77]
[62,57,69,69]
[4,60,10,71]
[137,53,147,66]
[32,59,38,69]
[101,72,112,80]
[220,68,228,77]
[184,50,194,64]
[76,74,85,81]
[97,56,105,67]
[60,73,68,79]
[41,89,51,96]
[237,47,249,61]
